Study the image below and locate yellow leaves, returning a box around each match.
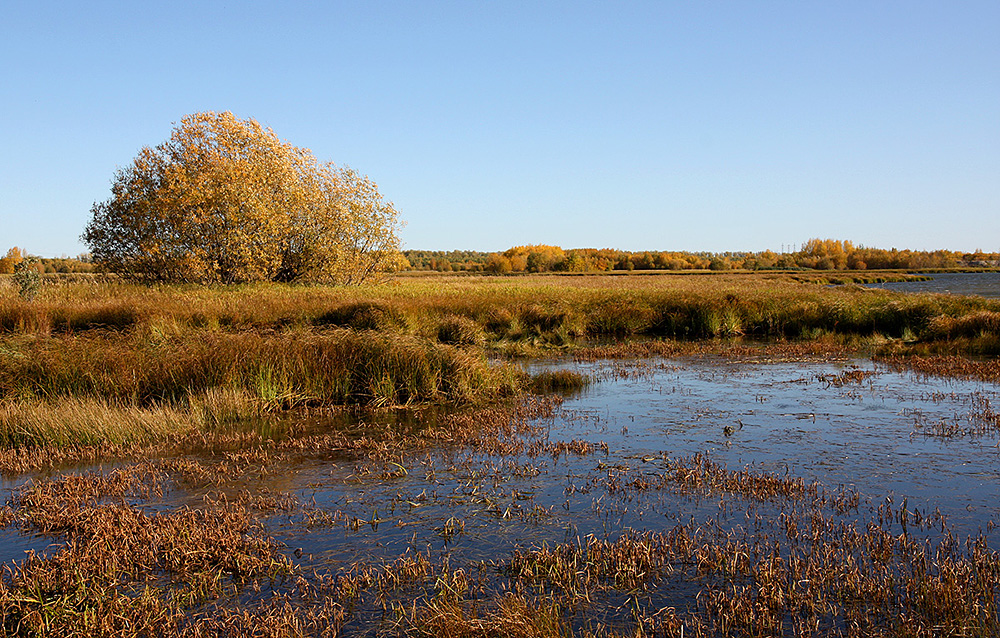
[84,112,401,285]
[0,247,27,274]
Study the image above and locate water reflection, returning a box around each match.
[4,355,1000,632]
[256,356,1000,566]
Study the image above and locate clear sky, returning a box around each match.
[2,1,998,256]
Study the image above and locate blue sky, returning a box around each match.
[2,1,997,256]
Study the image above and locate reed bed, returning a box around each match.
[0,327,529,450]
[1,272,996,460]
[1,274,998,348]
[0,329,524,407]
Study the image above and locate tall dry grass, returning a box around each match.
[3,273,996,345]
[2,273,998,448]
[0,329,523,407]
[0,398,194,448]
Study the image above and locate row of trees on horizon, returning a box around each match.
[6,113,996,283]
[0,247,94,275]
[404,240,1000,273]
[4,240,999,279]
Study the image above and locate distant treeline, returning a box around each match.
[0,247,94,275]
[404,240,1000,273]
[4,241,998,278]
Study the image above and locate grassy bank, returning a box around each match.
[2,272,997,346]
[0,329,526,449]
[1,272,998,449]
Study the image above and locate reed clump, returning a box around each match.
[314,300,408,332]
[529,369,590,394]
[436,314,487,347]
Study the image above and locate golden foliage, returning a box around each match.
[83,111,402,284]
[0,247,26,275]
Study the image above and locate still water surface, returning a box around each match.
[4,356,999,560]
[3,355,1000,630]
[254,356,1000,564]
[867,271,1000,298]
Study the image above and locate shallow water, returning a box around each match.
[560,357,1000,531]
[134,355,1000,565]
[866,271,1000,298]
[4,354,1000,630]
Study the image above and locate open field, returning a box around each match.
[2,272,1000,636]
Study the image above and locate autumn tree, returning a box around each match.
[83,111,402,284]
[0,247,26,275]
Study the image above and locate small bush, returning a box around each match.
[14,258,41,301]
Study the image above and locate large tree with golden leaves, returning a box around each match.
[83,112,402,284]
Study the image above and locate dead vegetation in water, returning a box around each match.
[599,453,821,503]
[877,354,1000,384]
[816,367,879,387]
[405,495,998,638]
[905,391,1000,439]
[0,462,303,637]
[1,389,999,637]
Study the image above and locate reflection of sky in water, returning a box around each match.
[3,356,1000,575]
[559,358,1000,527]
[291,356,1000,568]
[866,271,1000,298]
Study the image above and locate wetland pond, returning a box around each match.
[4,353,1000,634]
[865,271,1000,298]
